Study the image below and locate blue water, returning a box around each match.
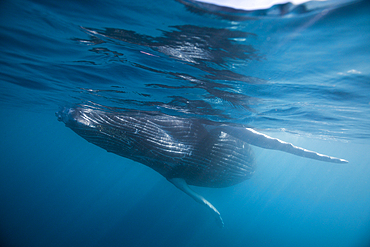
[1,0,370,246]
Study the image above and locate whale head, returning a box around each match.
[56,107,98,129]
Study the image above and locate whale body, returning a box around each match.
[56,106,347,227]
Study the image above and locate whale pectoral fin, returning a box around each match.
[168,177,224,228]
[222,126,348,164]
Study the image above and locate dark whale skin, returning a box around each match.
[57,107,255,188]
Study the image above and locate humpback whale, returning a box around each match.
[56,106,347,227]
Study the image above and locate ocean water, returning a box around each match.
[1,0,370,246]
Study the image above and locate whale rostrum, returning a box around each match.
[56,106,348,227]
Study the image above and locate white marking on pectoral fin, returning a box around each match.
[223,126,348,164]
[168,178,224,228]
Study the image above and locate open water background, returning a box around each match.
[1,0,370,246]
